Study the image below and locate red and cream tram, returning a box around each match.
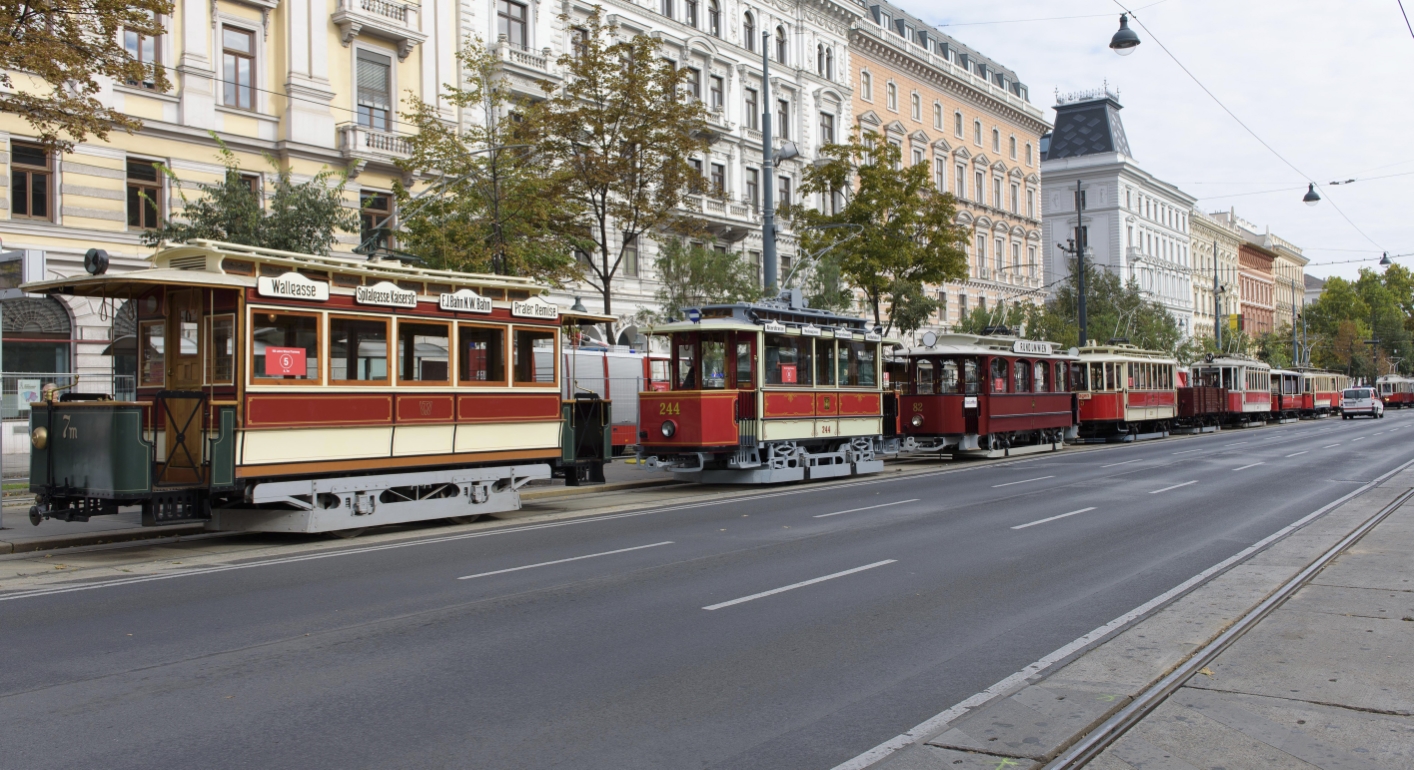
[1191,355,1272,424]
[1074,343,1179,441]
[895,331,1078,457]
[25,240,613,535]
[634,292,893,483]
[1303,369,1348,416]
[1270,368,1303,421]
[1376,374,1414,408]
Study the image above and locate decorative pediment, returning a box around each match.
[1025,172,1040,184]
[933,138,952,153]
[1026,229,1042,241]
[1010,225,1027,237]
[955,210,974,226]
[972,153,990,166]
[1008,166,1025,179]
[991,160,1008,172]
[857,110,882,127]
[992,220,1010,232]
[909,130,930,145]
[685,35,721,57]
[884,120,907,135]
[953,146,972,160]
[974,215,993,229]
[815,86,846,105]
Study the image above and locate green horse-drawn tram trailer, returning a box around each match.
[24,240,614,535]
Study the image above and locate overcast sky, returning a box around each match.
[896,0,1414,282]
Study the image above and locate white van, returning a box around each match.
[1341,387,1384,419]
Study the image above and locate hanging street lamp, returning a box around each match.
[1110,14,1141,55]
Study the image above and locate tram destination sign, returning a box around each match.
[257,271,329,302]
[1012,340,1052,355]
[439,288,492,314]
[512,296,559,320]
[357,281,418,308]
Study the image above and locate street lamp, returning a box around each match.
[1302,183,1321,206]
[1380,252,1392,266]
[1110,14,1141,56]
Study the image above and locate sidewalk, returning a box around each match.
[1090,492,1414,768]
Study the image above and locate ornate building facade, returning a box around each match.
[1189,209,1243,342]
[848,0,1047,334]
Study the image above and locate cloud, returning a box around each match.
[897,0,1414,280]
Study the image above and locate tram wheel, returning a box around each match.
[328,528,367,539]
[29,505,42,527]
[447,515,485,525]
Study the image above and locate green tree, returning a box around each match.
[525,9,709,317]
[394,37,580,284]
[1019,258,1185,355]
[791,140,968,329]
[797,251,855,314]
[957,297,1031,335]
[645,239,763,322]
[1,0,172,152]
[143,140,358,255]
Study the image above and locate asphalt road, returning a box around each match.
[2,412,1412,770]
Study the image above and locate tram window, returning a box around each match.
[1013,359,1030,392]
[1222,367,1234,389]
[764,333,813,386]
[1100,362,1112,390]
[675,341,696,389]
[457,325,506,384]
[513,327,557,385]
[734,338,755,388]
[962,357,980,393]
[397,321,450,383]
[701,333,727,389]
[839,340,876,387]
[915,359,935,395]
[816,340,837,386]
[253,312,319,381]
[939,359,959,393]
[1034,361,1047,392]
[330,317,388,383]
[139,320,164,387]
[1071,362,1086,391]
[208,314,235,384]
[990,358,1008,393]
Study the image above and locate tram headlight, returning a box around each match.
[910,414,924,427]
[661,420,677,438]
[30,427,47,449]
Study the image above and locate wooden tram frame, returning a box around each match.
[1074,343,1180,441]
[25,240,613,534]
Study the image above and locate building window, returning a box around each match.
[1025,142,1033,165]
[356,49,393,131]
[127,158,162,230]
[1008,136,1016,159]
[708,0,720,36]
[710,163,725,195]
[954,111,963,137]
[912,148,923,166]
[910,92,920,120]
[775,26,786,63]
[819,112,835,144]
[1026,189,1035,219]
[623,235,638,277]
[123,13,160,89]
[686,67,701,100]
[933,103,942,129]
[817,44,825,75]
[974,171,983,203]
[776,99,789,139]
[572,26,589,58]
[825,47,834,80]
[1027,245,1037,277]
[709,75,724,110]
[360,191,394,251]
[975,234,986,277]
[744,87,758,129]
[685,0,698,27]
[992,128,1000,153]
[660,0,673,19]
[934,158,946,192]
[498,0,528,48]
[11,142,51,221]
[1011,242,1021,273]
[778,176,791,210]
[973,120,982,145]
[221,26,255,110]
[886,82,897,111]
[995,237,1004,272]
[689,158,703,177]
[955,165,965,198]
[746,168,759,212]
[1010,183,1018,213]
[743,13,755,50]
[860,71,872,101]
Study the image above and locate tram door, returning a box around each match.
[160,289,205,484]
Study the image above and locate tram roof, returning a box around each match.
[895,333,1076,360]
[647,291,900,344]
[1193,354,1270,370]
[21,240,614,323]
[1075,343,1177,364]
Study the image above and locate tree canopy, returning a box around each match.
[1299,267,1413,378]
[643,239,762,323]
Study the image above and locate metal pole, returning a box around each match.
[1213,238,1221,351]
[1075,180,1087,347]
[760,31,777,294]
[1291,274,1298,367]
[1,302,5,530]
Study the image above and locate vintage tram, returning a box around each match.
[25,240,613,535]
[894,331,1078,457]
[1302,369,1348,416]
[1376,374,1414,409]
[1074,342,1179,441]
[1269,368,1303,421]
[634,291,893,483]
[1191,355,1272,425]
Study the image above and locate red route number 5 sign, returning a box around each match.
[265,346,306,376]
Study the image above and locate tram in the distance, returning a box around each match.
[1191,355,1272,424]
[25,240,613,535]
[1376,374,1414,408]
[634,291,894,483]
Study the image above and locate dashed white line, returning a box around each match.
[1352,437,1366,442]
[1149,481,1198,494]
[1101,459,1143,468]
[1171,448,1205,455]
[457,541,674,580]
[1285,451,1308,458]
[991,475,1055,488]
[1011,507,1098,530]
[1232,462,1265,471]
[703,560,897,610]
[1322,443,1342,448]
[814,499,921,518]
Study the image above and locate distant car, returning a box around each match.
[1341,387,1384,419]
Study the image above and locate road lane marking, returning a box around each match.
[1322,443,1342,448]
[991,475,1055,488]
[1225,441,1249,446]
[703,560,897,610]
[1011,508,1097,530]
[1149,481,1198,494]
[1101,459,1142,468]
[814,499,920,518]
[1232,462,1265,471]
[1352,437,1366,442]
[1285,451,1308,458]
[456,542,673,580]
[1171,448,1205,455]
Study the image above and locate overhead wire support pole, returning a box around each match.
[760,31,777,294]
[1213,238,1221,352]
[1075,179,1087,347]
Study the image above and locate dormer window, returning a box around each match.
[879,13,891,29]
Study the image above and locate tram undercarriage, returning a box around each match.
[900,427,1074,459]
[640,436,894,484]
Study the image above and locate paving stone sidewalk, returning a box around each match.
[1090,496,1414,769]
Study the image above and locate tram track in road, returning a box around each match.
[1,412,1412,770]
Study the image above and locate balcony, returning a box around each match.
[333,0,427,61]
[686,194,758,242]
[339,122,414,177]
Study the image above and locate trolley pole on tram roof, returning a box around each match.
[1075,180,1087,348]
[760,31,777,294]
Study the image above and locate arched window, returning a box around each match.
[1008,135,1016,159]
[708,0,719,36]
[1025,142,1033,164]
[973,119,982,145]
[991,128,999,153]
[886,82,897,110]
[954,111,963,137]
[910,92,920,121]
[825,47,833,80]
[860,70,871,100]
[743,13,755,51]
[775,26,786,63]
[933,103,942,129]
